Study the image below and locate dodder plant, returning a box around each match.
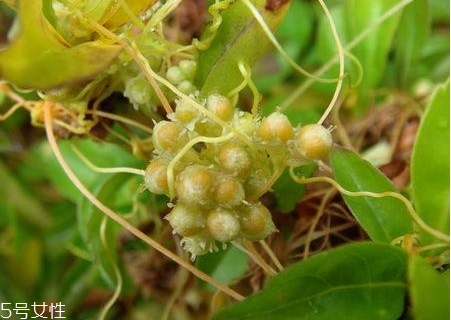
[0,0,449,319]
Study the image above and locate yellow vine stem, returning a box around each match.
[0,102,27,121]
[43,102,245,302]
[129,47,258,152]
[82,11,257,150]
[77,12,174,115]
[248,162,285,202]
[71,144,145,176]
[280,0,415,111]
[316,0,345,125]
[84,110,154,135]
[238,61,261,115]
[289,169,451,244]
[303,188,335,259]
[259,240,284,271]
[167,132,235,198]
[98,217,123,320]
[241,0,341,84]
[232,241,277,276]
[144,0,183,32]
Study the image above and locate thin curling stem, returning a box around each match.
[317,0,345,125]
[241,0,341,84]
[289,169,451,244]
[43,102,245,302]
[281,0,414,111]
[71,144,146,176]
[238,61,261,115]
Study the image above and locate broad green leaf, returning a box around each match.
[77,173,129,287]
[197,245,248,291]
[0,0,122,90]
[394,0,430,87]
[214,242,407,320]
[331,148,413,243]
[409,255,450,320]
[411,80,450,246]
[196,0,291,96]
[343,0,403,109]
[273,164,315,213]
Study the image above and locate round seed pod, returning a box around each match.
[215,176,245,207]
[207,208,241,242]
[177,80,196,95]
[179,60,197,79]
[257,111,294,143]
[176,165,213,205]
[294,124,333,160]
[195,119,223,137]
[217,142,251,176]
[152,121,185,153]
[166,205,206,237]
[144,158,169,195]
[175,101,198,125]
[239,203,276,241]
[206,94,234,121]
[124,75,152,106]
[166,66,185,84]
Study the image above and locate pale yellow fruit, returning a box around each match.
[166,205,205,237]
[257,111,294,143]
[206,94,234,121]
[152,121,185,153]
[145,158,169,195]
[176,165,213,205]
[207,208,240,242]
[294,124,332,159]
[217,142,251,176]
[214,176,245,207]
[239,203,276,241]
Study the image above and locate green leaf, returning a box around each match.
[196,0,291,96]
[409,255,450,320]
[213,242,407,320]
[273,164,315,213]
[330,148,413,243]
[343,0,403,109]
[411,80,450,246]
[77,173,129,287]
[197,245,248,291]
[394,0,430,87]
[0,0,122,90]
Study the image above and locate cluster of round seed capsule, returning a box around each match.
[144,93,333,258]
[166,60,197,95]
